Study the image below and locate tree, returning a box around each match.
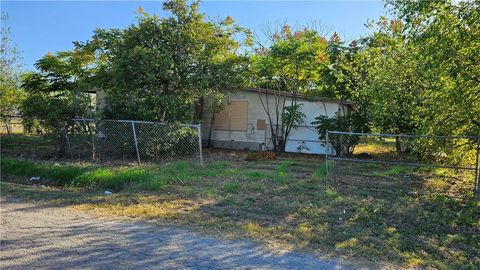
[85,0,252,123]
[387,0,480,138]
[21,51,95,155]
[320,32,358,111]
[313,111,369,156]
[0,12,24,134]
[358,17,422,151]
[250,24,329,151]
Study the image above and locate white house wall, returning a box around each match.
[284,100,339,154]
[202,90,345,154]
[202,90,276,149]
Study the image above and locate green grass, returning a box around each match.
[2,156,479,269]
[71,167,165,191]
[222,182,241,193]
[275,160,295,184]
[314,160,334,180]
[1,158,237,191]
[242,171,270,181]
[371,165,408,177]
[323,187,339,199]
[1,158,85,185]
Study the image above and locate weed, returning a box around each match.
[219,196,236,206]
[2,156,479,269]
[371,166,407,177]
[314,160,334,179]
[1,158,85,185]
[242,171,270,181]
[323,187,338,199]
[222,182,241,193]
[201,189,215,198]
[274,160,295,184]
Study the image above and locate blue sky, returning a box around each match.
[2,1,386,71]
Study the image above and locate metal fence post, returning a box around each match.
[197,124,204,167]
[64,127,73,158]
[91,120,96,161]
[474,136,480,199]
[325,130,329,177]
[131,121,141,164]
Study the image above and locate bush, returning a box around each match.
[312,111,369,156]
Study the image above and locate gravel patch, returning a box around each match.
[0,197,355,270]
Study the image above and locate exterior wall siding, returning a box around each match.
[202,90,346,154]
[95,88,349,154]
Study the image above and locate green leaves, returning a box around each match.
[86,0,251,122]
[250,25,328,93]
[20,49,95,137]
[282,103,306,128]
[313,112,369,156]
[0,12,24,122]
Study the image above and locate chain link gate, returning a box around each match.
[324,131,480,198]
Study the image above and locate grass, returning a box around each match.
[1,158,86,185]
[275,160,295,184]
[1,156,479,269]
[0,158,237,191]
[314,160,333,180]
[371,165,409,177]
[222,182,241,193]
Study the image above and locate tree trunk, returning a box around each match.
[279,139,286,152]
[5,122,11,136]
[194,97,205,122]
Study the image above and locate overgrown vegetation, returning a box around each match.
[2,0,479,268]
[0,13,25,133]
[2,157,479,269]
[313,112,370,156]
[5,0,478,159]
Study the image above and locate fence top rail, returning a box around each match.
[267,124,317,128]
[71,118,200,128]
[327,131,479,140]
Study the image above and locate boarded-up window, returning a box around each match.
[214,101,248,131]
[214,109,230,130]
[256,119,266,130]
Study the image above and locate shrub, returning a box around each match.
[312,111,369,156]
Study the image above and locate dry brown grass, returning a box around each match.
[2,149,479,269]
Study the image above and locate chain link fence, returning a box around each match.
[1,118,203,166]
[325,131,480,198]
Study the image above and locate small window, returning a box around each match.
[256,119,266,130]
[214,101,248,131]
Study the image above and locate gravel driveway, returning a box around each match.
[0,197,355,270]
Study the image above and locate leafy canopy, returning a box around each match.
[250,24,329,93]
[84,0,252,122]
[21,50,94,133]
[0,12,25,122]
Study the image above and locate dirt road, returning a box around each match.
[0,197,354,270]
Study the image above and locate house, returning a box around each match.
[202,88,353,154]
[95,88,353,155]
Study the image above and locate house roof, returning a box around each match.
[242,88,355,105]
[91,86,354,106]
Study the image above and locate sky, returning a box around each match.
[1,1,386,71]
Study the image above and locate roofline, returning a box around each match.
[90,86,354,106]
[241,88,355,105]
